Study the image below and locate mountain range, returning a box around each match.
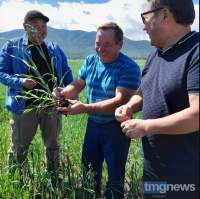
[0,27,154,59]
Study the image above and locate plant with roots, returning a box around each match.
[0,24,70,115]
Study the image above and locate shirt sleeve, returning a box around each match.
[117,62,141,90]
[187,46,199,95]
[78,58,87,80]
[0,40,24,91]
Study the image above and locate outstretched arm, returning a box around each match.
[57,86,137,115]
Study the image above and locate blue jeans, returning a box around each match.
[82,118,131,199]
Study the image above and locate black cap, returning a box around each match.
[24,10,49,23]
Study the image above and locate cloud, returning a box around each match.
[192,4,199,32]
[0,0,199,40]
[82,11,91,15]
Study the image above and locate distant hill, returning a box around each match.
[0,27,154,59]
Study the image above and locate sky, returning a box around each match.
[0,0,199,41]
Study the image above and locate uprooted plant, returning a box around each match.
[0,24,70,115]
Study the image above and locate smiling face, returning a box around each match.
[23,18,47,45]
[95,29,123,64]
[142,2,165,48]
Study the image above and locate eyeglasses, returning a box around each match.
[141,7,164,24]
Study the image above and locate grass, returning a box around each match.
[0,59,146,199]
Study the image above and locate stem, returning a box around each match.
[28,25,59,92]
[19,42,52,95]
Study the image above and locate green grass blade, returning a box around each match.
[14,74,34,79]
[5,53,31,67]
[59,69,72,87]
[35,46,46,61]
[51,57,55,76]
[23,108,34,114]
[0,37,15,45]
[25,44,35,51]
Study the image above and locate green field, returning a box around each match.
[0,60,146,199]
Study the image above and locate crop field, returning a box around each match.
[0,60,146,199]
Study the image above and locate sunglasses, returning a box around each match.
[141,7,164,24]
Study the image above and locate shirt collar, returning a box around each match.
[22,33,29,46]
[158,31,198,55]
[177,31,197,45]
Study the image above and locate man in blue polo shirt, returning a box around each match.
[53,23,141,198]
[116,0,199,198]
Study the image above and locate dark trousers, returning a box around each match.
[82,118,131,199]
[143,158,199,199]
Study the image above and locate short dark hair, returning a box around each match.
[97,22,123,44]
[148,0,195,26]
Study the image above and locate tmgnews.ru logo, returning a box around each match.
[143,182,196,194]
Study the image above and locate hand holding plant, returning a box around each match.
[52,87,70,100]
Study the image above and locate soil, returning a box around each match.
[56,99,69,108]
[55,99,69,116]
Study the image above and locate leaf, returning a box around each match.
[6,53,31,67]
[82,188,95,194]
[30,98,42,106]
[26,93,39,98]
[32,89,48,94]
[1,38,34,73]
[23,109,34,114]
[7,46,19,49]
[51,57,55,76]
[42,73,52,78]
[25,44,35,51]
[14,97,19,104]
[35,46,46,60]
[0,37,15,45]
[14,74,33,79]
[15,95,26,98]
[34,80,49,90]
[59,69,72,87]
[18,90,33,95]
[19,42,38,70]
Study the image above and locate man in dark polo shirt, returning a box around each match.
[115,0,199,198]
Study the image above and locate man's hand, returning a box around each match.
[121,119,147,139]
[22,78,37,89]
[115,105,133,123]
[57,100,86,115]
[52,87,69,100]
[52,87,64,99]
